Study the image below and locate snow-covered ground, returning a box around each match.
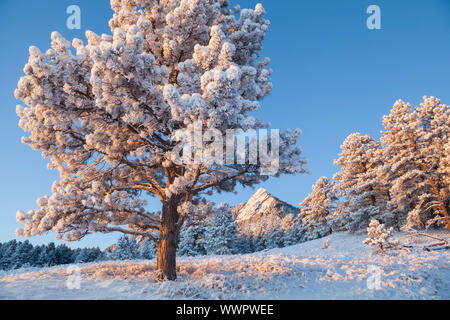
[0,231,448,300]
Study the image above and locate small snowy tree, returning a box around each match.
[380,97,450,230]
[363,220,400,253]
[15,0,307,280]
[299,176,335,240]
[203,205,240,255]
[234,234,252,254]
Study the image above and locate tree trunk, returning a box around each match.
[157,197,180,280]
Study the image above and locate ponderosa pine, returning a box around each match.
[14,0,306,280]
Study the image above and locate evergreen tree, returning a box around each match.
[38,245,50,267]
[281,214,303,246]
[55,244,75,265]
[45,242,57,267]
[111,235,140,260]
[177,201,213,256]
[139,238,157,259]
[0,240,18,270]
[250,237,266,252]
[333,134,392,232]
[203,205,240,255]
[29,246,43,267]
[75,247,103,263]
[234,235,252,254]
[299,177,335,239]
[12,240,33,268]
[263,228,285,249]
[15,0,307,281]
[380,97,450,230]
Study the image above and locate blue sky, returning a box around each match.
[0,0,449,248]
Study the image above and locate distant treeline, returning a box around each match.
[0,240,105,271]
[0,204,305,271]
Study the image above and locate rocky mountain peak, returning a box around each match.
[234,188,300,237]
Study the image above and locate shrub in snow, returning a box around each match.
[363,220,400,253]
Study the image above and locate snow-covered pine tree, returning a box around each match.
[250,236,266,252]
[12,240,34,268]
[177,201,213,256]
[332,134,392,232]
[140,237,157,260]
[178,222,206,256]
[380,97,450,230]
[75,247,104,263]
[299,176,335,240]
[44,243,58,266]
[203,205,240,255]
[15,0,307,280]
[111,235,140,260]
[74,248,91,263]
[55,244,75,265]
[36,245,49,267]
[235,234,252,254]
[27,246,42,267]
[0,240,18,270]
[263,228,286,249]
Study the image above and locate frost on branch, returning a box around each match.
[363,220,400,253]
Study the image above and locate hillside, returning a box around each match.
[1,231,448,300]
